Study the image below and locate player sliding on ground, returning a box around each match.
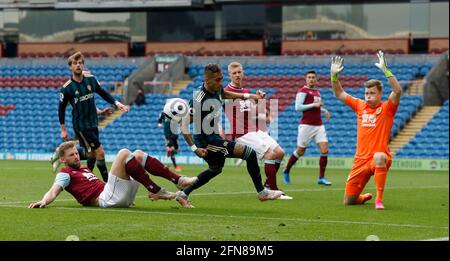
[28,141,197,208]
[330,51,402,210]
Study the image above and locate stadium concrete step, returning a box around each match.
[111,83,124,95]
[171,80,191,95]
[98,110,123,129]
[406,79,423,95]
[390,106,441,155]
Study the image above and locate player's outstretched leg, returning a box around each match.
[134,150,197,190]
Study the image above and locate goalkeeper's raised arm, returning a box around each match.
[330,56,348,103]
[374,50,402,105]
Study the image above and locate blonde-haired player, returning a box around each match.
[224,62,292,199]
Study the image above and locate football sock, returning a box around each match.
[142,153,179,184]
[264,160,278,190]
[242,146,264,193]
[284,150,300,173]
[183,169,220,196]
[96,159,108,182]
[374,166,387,202]
[319,154,328,178]
[274,159,281,173]
[125,155,161,193]
[87,157,96,171]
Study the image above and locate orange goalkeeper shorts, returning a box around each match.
[345,157,392,196]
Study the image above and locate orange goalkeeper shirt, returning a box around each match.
[345,95,399,161]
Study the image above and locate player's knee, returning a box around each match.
[118,148,131,159]
[343,196,357,205]
[264,150,277,160]
[132,150,145,162]
[297,148,305,156]
[275,147,285,159]
[373,152,387,166]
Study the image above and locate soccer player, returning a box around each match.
[28,141,197,208]
[50,106,112,173]
[224,62,292,199]
[158,109,181,172]
[282,70,332,186]
[174,63,283,208]
[330,51,401,210]
[57,51,129,182]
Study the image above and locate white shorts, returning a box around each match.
[236,130,279,160]
[98,174,140,208]
[297,124,328,148]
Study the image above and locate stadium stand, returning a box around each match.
[113,59,433,158]
[395,100,449,159]
[0,55,446,159]
[0,58,143,152]
[0,58,142,90]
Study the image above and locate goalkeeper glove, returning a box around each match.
[375,50,394,78]
[330,56,344,82]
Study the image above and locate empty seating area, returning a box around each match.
[0,104,16,116]
[0,58,143,152]
[0,88,121,152]
[396,100,449,159]
[101,94,181,154]
[181,61,432,158]
[0,58,142,90]
[1,56,447,160]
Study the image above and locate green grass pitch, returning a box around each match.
[0,160,448,241]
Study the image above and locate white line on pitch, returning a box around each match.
[0,204,447,230]
[0,185,447,205]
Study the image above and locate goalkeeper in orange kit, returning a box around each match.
[330,51,402,210]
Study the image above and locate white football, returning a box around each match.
[163,98,189,123]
